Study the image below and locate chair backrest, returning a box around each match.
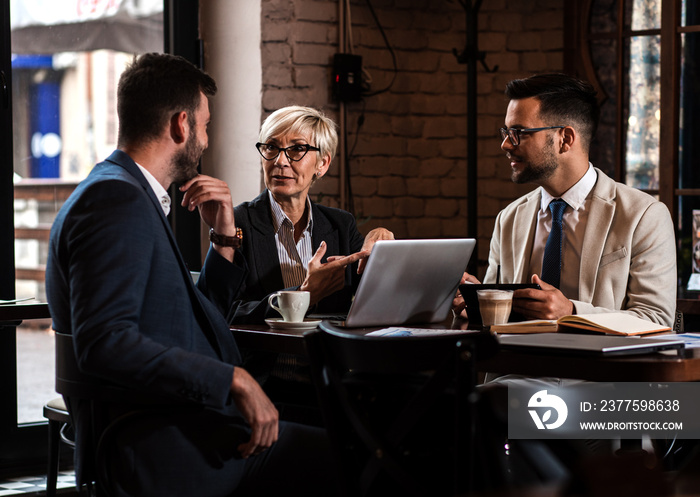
[55,331,166,404]
[54,331,175,496]
[305,323,498,497]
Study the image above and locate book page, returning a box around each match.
[489,320,558,334]
[557,313,671,335]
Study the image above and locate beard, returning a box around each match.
[171,128,204,185]
[510,135,558,184]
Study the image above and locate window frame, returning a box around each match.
[570,0,699,280]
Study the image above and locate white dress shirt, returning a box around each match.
[136,163,171,216]
[529,164,597,300]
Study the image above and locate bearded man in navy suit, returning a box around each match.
[46,53,340,497]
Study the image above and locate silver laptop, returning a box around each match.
[331,238,475,328]
[498,333,685,356]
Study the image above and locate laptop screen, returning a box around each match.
[342,238,475,327]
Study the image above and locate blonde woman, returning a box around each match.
[231,105,393,324]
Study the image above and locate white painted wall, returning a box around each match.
[199,0,262,208]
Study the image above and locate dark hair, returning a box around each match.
[117,53,217,147]
[505,73,599,150]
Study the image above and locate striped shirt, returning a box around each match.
[268,190,314,288]
[268,190,314,381]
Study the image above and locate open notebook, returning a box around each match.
[490,312,672,335]
[318,238,475,328]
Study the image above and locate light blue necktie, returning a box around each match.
[541,199,568,289]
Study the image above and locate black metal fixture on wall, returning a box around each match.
[453,0,497,274]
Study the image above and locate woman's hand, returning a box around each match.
[300,241,368,305]
[357,228,395,274]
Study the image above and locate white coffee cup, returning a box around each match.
[268,290,310,323]
[476,289,513,327]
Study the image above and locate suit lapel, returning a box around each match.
[579,171,615,303]
[311,204,339,258]
[249,194,285,291]
[107,151,225,358]
[511,196,539,283]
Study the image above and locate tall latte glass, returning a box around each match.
[476,289,513,327]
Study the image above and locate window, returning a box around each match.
[0,0,197,469]
[577,0,700,287]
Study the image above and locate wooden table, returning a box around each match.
[231,324,310,356]
[477,346,700,382]
[230,320,468,358]
[0,302,51,324]
[231,322,700,383]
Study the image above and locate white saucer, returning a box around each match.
[265,318,321,331]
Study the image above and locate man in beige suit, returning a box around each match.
[466,73,676,328]
[465,75,677,486]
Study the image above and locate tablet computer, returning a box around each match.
[459,283,540,325]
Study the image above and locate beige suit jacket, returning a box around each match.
[484,168,676,327]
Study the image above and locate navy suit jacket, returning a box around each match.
[45,150,248,485]
[230,190,365,324]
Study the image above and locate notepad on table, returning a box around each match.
[490,312,671,336]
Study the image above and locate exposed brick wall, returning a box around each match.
[260,0,564,278]
[474,0,565,276]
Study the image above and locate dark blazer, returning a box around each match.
[230,190,365,324]
[45,150,248,489]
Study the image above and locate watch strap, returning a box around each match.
[209,227,243,249]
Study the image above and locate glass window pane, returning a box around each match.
[624,35,660,189]
[679,32,700,189]
[590,0,618,34]
[678,31,700,289]
[624,0,661,31]
[589,39,617,178]
[10,0,163,424]
[681,0,700,28]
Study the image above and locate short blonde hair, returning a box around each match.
[259,106,338,162]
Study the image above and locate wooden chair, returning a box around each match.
[305,323,498,497]
[43,396,73,497]
[54,332,169,497]
[54,331,118,496]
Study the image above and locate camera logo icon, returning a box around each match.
[528,390,568,430]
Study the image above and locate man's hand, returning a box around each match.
[452,271,481,318]
[180,175,237,261]
[300,241,369,305]
[512,274,574,320]
[230,367,279,458]
[357,228,394,274]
